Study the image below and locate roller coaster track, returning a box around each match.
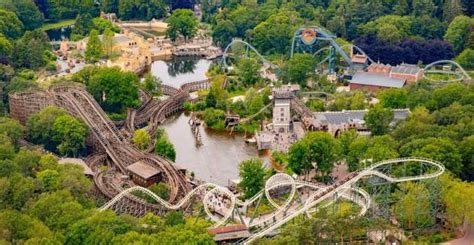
[100,157,444,243]
[291,96,314,118]
[223,40,279,70]
[300,91,336,100]
[340,44,375,64]
[423,60,472,83]
[291,26,352,65]
[48,84,191,204]
[239,102,272,124]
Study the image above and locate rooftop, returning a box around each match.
[351,72,405,88]
[313,109,410,125]
[391,63,421,75]
[126,161,161,179]
[352,54,368,64]
[208,224,248,234]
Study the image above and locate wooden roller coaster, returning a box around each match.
[9,79,210,216]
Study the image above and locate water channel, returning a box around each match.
[46,26,73,41]
[151,57,267,186]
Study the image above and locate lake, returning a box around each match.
[153,57,266,185]
[150,56,212,87]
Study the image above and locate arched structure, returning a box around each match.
[100,157,444,243]
[291,26,352,74]
[340,44,375,64]
[222,39,279,69]
[423,60,472,83]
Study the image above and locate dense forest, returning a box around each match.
[207,0,473,66]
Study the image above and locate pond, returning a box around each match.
[162,113,268,186]
[46,26,73,41]
[153,56,267,185]
[150,56,213,87]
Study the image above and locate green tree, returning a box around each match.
[36,169,60,191]
[142,73,162,95]
[12,149,42,177]
[0,34,12,57]
[79,67,141,112]
[0,134,15,160]
[28,190,88,232]
[244,88,265,116]
[286,53,316,85]
[166,9,198,42]
[330,91,367,111]
[238,158,266,199]
[459,135,474,181]
[202,108,226,128]
[0,0,44,31]
[27,106,67,152]
[132,129,151,150]
[0,9,24,39]
[65,211,134,244]
[444,15,474,53]
[455,48,474,69]
[440,174,474,229]
[431,82,465,110]
[237,58,261,85]
[164,211,185,226]
[392,182,434,230]
[400,137,463,177]
[338,129,358,157]
[443,0,464,22]
[212,20,237,48]
[0,117,24,147]
[155,138,176,161]
[0,210,54,243]
[118,0,166,21]
[52,115,88,156]
[364,105,394,135]
[85,29,103,63]
[378,88,408,109]
[306,99,325,111]
[102,27,114,58]
[5,76,38,93]
[12,30,51,69]
[205,76,228,109]
[92,17,121,34]
[252,10,302,54]
[411,0,436,17]
[288,132,340,178]
[149,183,170,200]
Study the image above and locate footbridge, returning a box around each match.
[100,157,444,243]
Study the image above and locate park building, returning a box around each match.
[349,62,423,91]
[350,72,406,92]
[126,161,162,187]
[389,63,424,84]
[59,30,173,74]
[272,91,292,133]
[351,54,369,71]
[306,109,410,137]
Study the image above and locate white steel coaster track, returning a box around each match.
[423,60,472,83]
[99,157,444,243]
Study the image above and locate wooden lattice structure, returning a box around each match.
[8,80,211,216]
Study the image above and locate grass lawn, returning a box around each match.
[40,19,75,31]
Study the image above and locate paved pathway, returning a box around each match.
[443,224,474,245]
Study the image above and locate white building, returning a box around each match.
[273,91,292,133]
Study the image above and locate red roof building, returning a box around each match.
[368,63,391,76]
